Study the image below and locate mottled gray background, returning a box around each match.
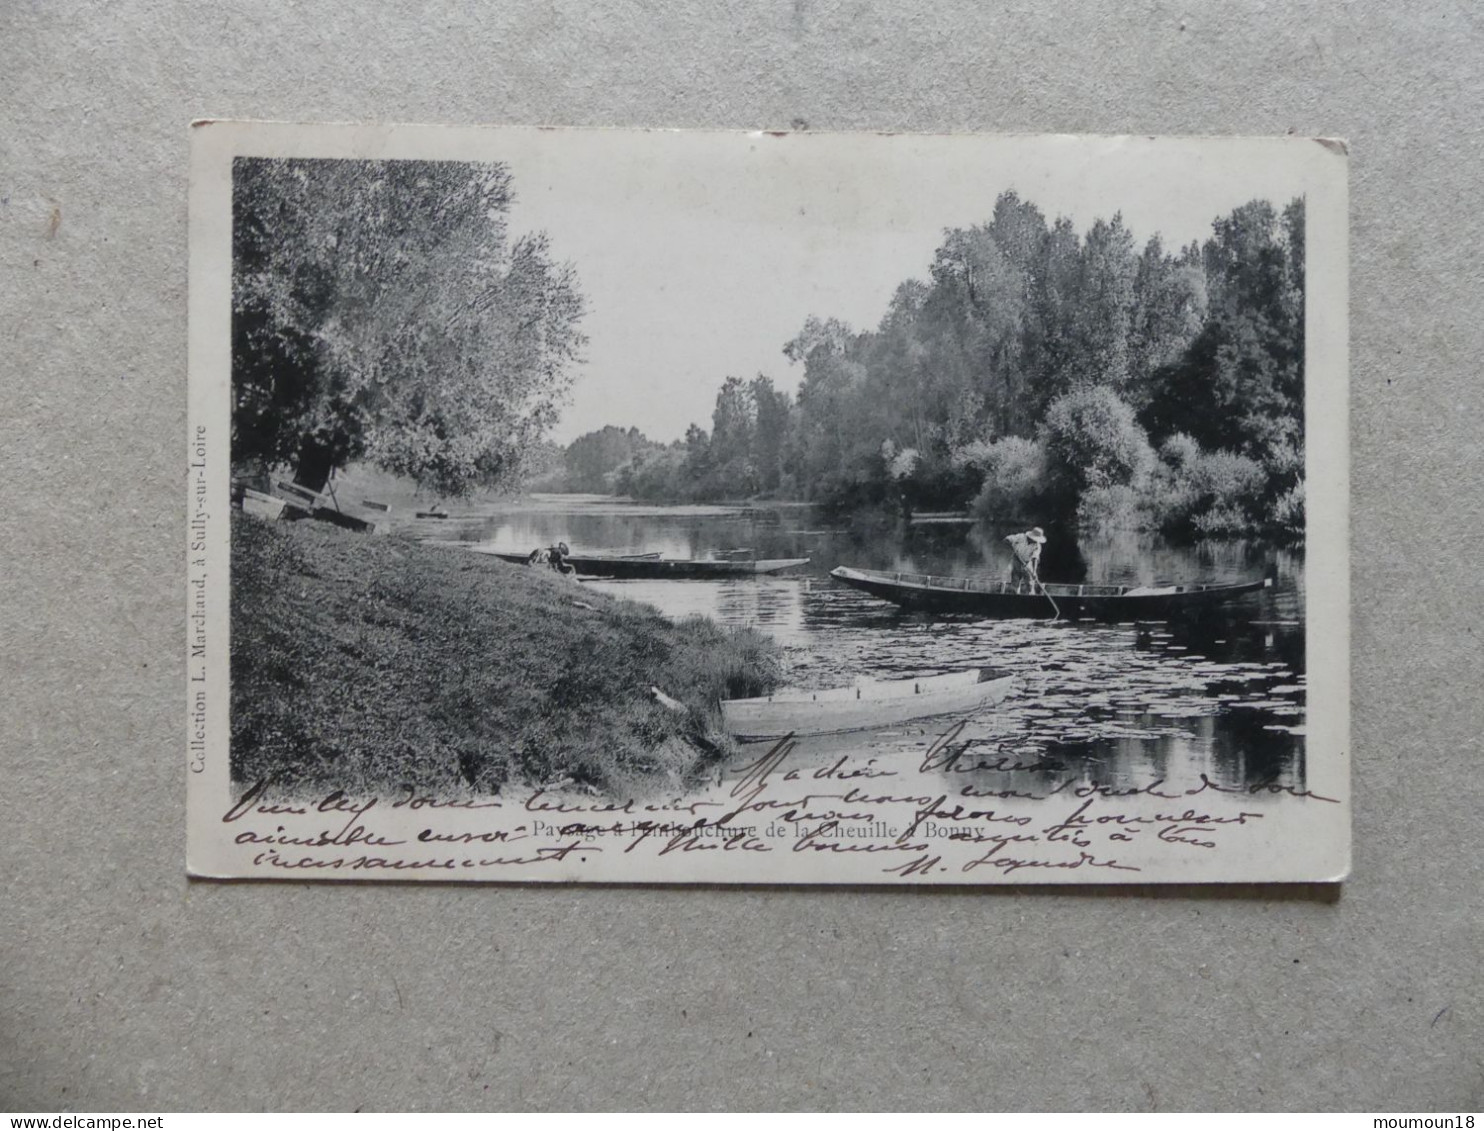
[2,0,1480,1113]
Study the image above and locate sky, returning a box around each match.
[479,131,1322,444]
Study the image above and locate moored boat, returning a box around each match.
[237,485,385,533]
[477,549,810,579]
[830,565,1271,620]
[240,487,294,520]
[722,667,1018,741]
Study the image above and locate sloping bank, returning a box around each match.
[230,515,783,798]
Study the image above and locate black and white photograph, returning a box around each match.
[188,123,1348,883]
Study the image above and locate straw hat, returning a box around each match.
[1027,527,1046,543]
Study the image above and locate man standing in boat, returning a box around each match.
[1005,527,1046,589]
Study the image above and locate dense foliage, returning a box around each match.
[232,157,587,496]
[525,425,667,492]
[574,192,1305,540]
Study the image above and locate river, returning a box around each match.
[413,494,1307,796]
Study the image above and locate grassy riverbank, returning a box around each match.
[230,515,783,797]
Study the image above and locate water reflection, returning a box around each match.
[586,577,810,637]
[410,500,1306,794]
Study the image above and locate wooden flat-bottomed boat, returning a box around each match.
[239,486,384,533]
[830,565,1271,620]
[722,668,1018,741]
[240,487,292,521]
[478,549,810,579]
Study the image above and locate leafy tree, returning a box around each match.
[1040,386,1155,512]
[963,436,1049,522]
[709,375,757,492]
[1140,199,1304,466]
[516,438,565,486]
[782,315,853,365]
[681,423,713,489]
[1072,214,1139,392]
[1025,216,1085,417]
[232,157,586,496]
[749,375,793,494]
[563,426,657,491]
[613,444,688,501]
[790,341,869,495]
[1127,236,1207,411]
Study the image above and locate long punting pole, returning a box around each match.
[1030,570,1061,621]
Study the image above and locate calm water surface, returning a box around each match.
[410,496,1306,795]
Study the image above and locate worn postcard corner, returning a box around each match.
[188,123,1348,885]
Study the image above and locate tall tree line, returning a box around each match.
[564,191,1305,539]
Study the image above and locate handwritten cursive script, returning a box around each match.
[213,723,1338,883]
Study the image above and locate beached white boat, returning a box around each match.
[240,487,292,520]
[721,668,1018,741]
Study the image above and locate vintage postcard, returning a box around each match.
[188,122,1348,883]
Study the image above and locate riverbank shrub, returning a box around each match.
[1040,387,1157,511]
[1077,484,1151,532]
[613,446,689,501]
[962,436,1050,523]
[1147,435,1268,536]
[1269,480,1305,540]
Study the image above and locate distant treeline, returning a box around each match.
[537,192,1306,539]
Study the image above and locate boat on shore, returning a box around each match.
[722,667,1018,741]
[235,483,386,534]
[478,549,810,579]
[830,565,1271,620]
[240,487,294,521]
